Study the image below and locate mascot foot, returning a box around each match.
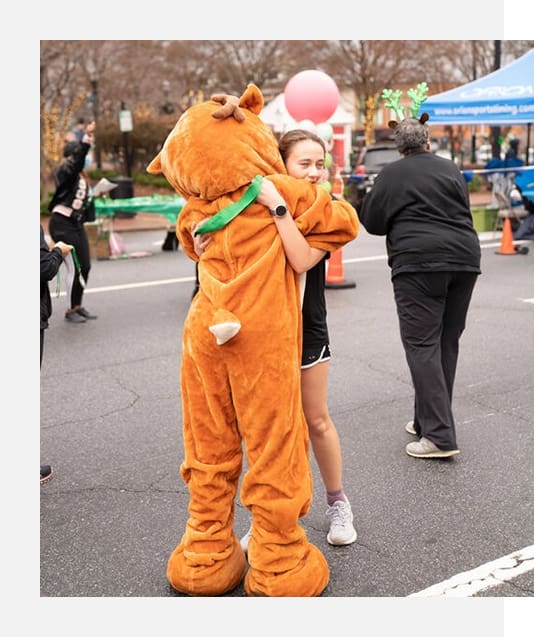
[244,543,329,597]
[167,536,247,596]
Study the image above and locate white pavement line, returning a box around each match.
[408,545,534,597]
[55,242,528,298]
[55,276,196,297]
[342,241,511,266]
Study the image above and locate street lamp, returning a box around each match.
[490,40,502,160]
[470,42,478,165]
[87,63,102,169]
[119,100,133,178]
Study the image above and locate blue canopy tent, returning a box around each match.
[421,48,534,126]
[421,48,534,164]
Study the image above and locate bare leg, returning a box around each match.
[301,360,342,492]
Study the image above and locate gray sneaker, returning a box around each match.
[406,437,459,459]
[326,498,357,545]
[405,420,417,435]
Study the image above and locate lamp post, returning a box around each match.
[490,40,502,160]
[470,42,477,165]
[119,101,133,178]
[89,71,102,169]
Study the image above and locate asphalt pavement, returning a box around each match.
[38,221,533,632]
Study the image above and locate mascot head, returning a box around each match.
[147,84,286,201]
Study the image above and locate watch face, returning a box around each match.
[274,204,287,217]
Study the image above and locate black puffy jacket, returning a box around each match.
[40,225,64,330]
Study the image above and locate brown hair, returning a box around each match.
[278,129,326,164]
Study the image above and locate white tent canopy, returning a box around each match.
[260,94,355,170]
[260,93,354,131]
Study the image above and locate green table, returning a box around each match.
[95,195,185,224]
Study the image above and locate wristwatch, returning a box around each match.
[269,203,288,217]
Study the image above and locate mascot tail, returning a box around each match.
[209,309,241,345]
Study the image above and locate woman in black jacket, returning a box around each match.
[40,224,72,483]
[48,120,97,323]
[359,115,481,459]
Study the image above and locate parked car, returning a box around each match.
[357,140,401,179]
[434,148,452,161]
[346,140,401,209]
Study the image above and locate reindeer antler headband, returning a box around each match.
[381,82,430,130]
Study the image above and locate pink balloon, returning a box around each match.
[284,70,340,124]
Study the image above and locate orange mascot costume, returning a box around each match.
[147,85,358,596]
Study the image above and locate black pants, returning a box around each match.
[392,270,479,450]
[49,213,91,310]
[514,213,534,240]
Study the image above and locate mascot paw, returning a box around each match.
[167,535,247,596]
[209,309,241,345]
[244,542,329,597]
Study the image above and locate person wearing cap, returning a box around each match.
[48,120,98,323]
[358,114,481,459]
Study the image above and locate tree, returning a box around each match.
[40,40,534,198]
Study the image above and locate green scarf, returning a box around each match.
[194,175,263,236]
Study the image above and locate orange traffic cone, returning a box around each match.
[496,217,517,255]
[326,167,356,289]
[325,249,356,289]
[332,168,344,198]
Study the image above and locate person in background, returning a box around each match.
[162,227,180,252]
[359,115,481,459]
[504,138,522,163]
[40,224,73,484]
[194,129,359,546]
[73,117,86,142]
[513,168,534,240]
[48,120,97,323]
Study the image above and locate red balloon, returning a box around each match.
[284,70,340,124]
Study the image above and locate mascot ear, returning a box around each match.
[388,120,399,130]
[147,153,162,175]
[419,112,430,125]
[239,84,264,115]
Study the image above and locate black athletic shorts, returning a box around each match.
[301,343,331,369]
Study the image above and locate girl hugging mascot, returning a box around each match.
[147,84,358,597]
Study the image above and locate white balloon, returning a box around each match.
[297,119,317,133]
[316,122,334,141]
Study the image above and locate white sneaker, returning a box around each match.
[326,498,357,546]
[240,525,252,553]
[405,420,417,435]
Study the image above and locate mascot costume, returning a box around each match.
[147,84,358,597]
